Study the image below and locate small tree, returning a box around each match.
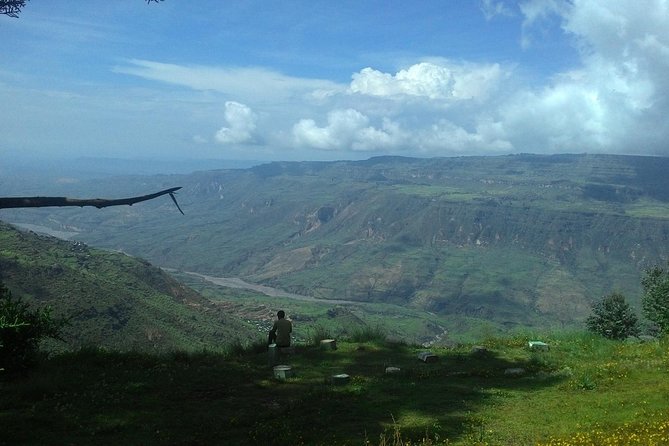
[0,281,65,375]
[641,262,669,334]
[586,292,640,340]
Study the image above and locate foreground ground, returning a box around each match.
[1,331,668,445]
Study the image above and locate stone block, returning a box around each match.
[273,364,294,379]
[528,341,549,351]
[471,346,488,355]
[418,351,437,363]
[330,374,350,385]
[320,339,337,350]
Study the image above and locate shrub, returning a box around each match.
[309,324,332,346]
[347,325,387,343]
[0,281,65,375]
[641,262,669,334]
[224,338,266,357]
[586,292,640,340]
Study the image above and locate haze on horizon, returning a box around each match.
[2,0,669,165]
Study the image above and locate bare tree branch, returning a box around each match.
[0,187,184,214]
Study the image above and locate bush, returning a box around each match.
[0,281,65,375]
[586,292,640,340]
[347,325,387,343]
[641,262,669,334]
[309,324,332,346]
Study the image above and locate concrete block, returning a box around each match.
[320,339,337,350]
[528,341,549,351]
[418,351,437,363]
[471,346,488,355]
[330,374,350,385]
[273,364,294,379]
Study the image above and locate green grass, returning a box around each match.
[624,198,669,219]
[2,331,668,445]
[392,184,481,201]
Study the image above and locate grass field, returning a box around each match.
[2,331,668,445]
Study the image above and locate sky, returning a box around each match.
[1,0,668,163]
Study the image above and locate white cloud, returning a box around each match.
[114,59,341,103]
[520,0,565,27]
[480,0,514,20]
[501,84,610,151]
[292,109,407,152]
[350,62,504,101]
[416,120,512,153]
[105,1,669,158]
[215,101,257,145]
[291,108,513,155]
[519,0,567,49]
[509,0,669,153]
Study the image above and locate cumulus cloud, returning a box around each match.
[350,62,504,101]
[292,109,407,152]
[291,108,513,155]
[417,119,512,153]
[205,1,669,157]
[111,1,669,158]
[215,101,257,145]
[509,0,669,153]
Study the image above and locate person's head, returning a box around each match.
[277,310,285,319]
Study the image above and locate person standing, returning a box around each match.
[268,310,292,347]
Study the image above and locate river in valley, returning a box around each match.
[184,271,364,305]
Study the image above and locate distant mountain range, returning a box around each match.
[3,153,669,330]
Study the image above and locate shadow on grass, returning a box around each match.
[0,342,565,446]
[288,341,564,444]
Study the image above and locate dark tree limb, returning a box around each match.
[0,187,184,214]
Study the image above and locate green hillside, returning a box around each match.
[0,221,506,352]
[0,222,255,352]
[3,154,669,329]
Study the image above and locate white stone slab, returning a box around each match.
[528,341,549,351]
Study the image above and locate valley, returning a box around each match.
[3,153,669,445]
[3,153,669,339]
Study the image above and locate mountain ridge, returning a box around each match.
[3,153,668,329]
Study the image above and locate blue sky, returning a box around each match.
[1,0,668,162]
